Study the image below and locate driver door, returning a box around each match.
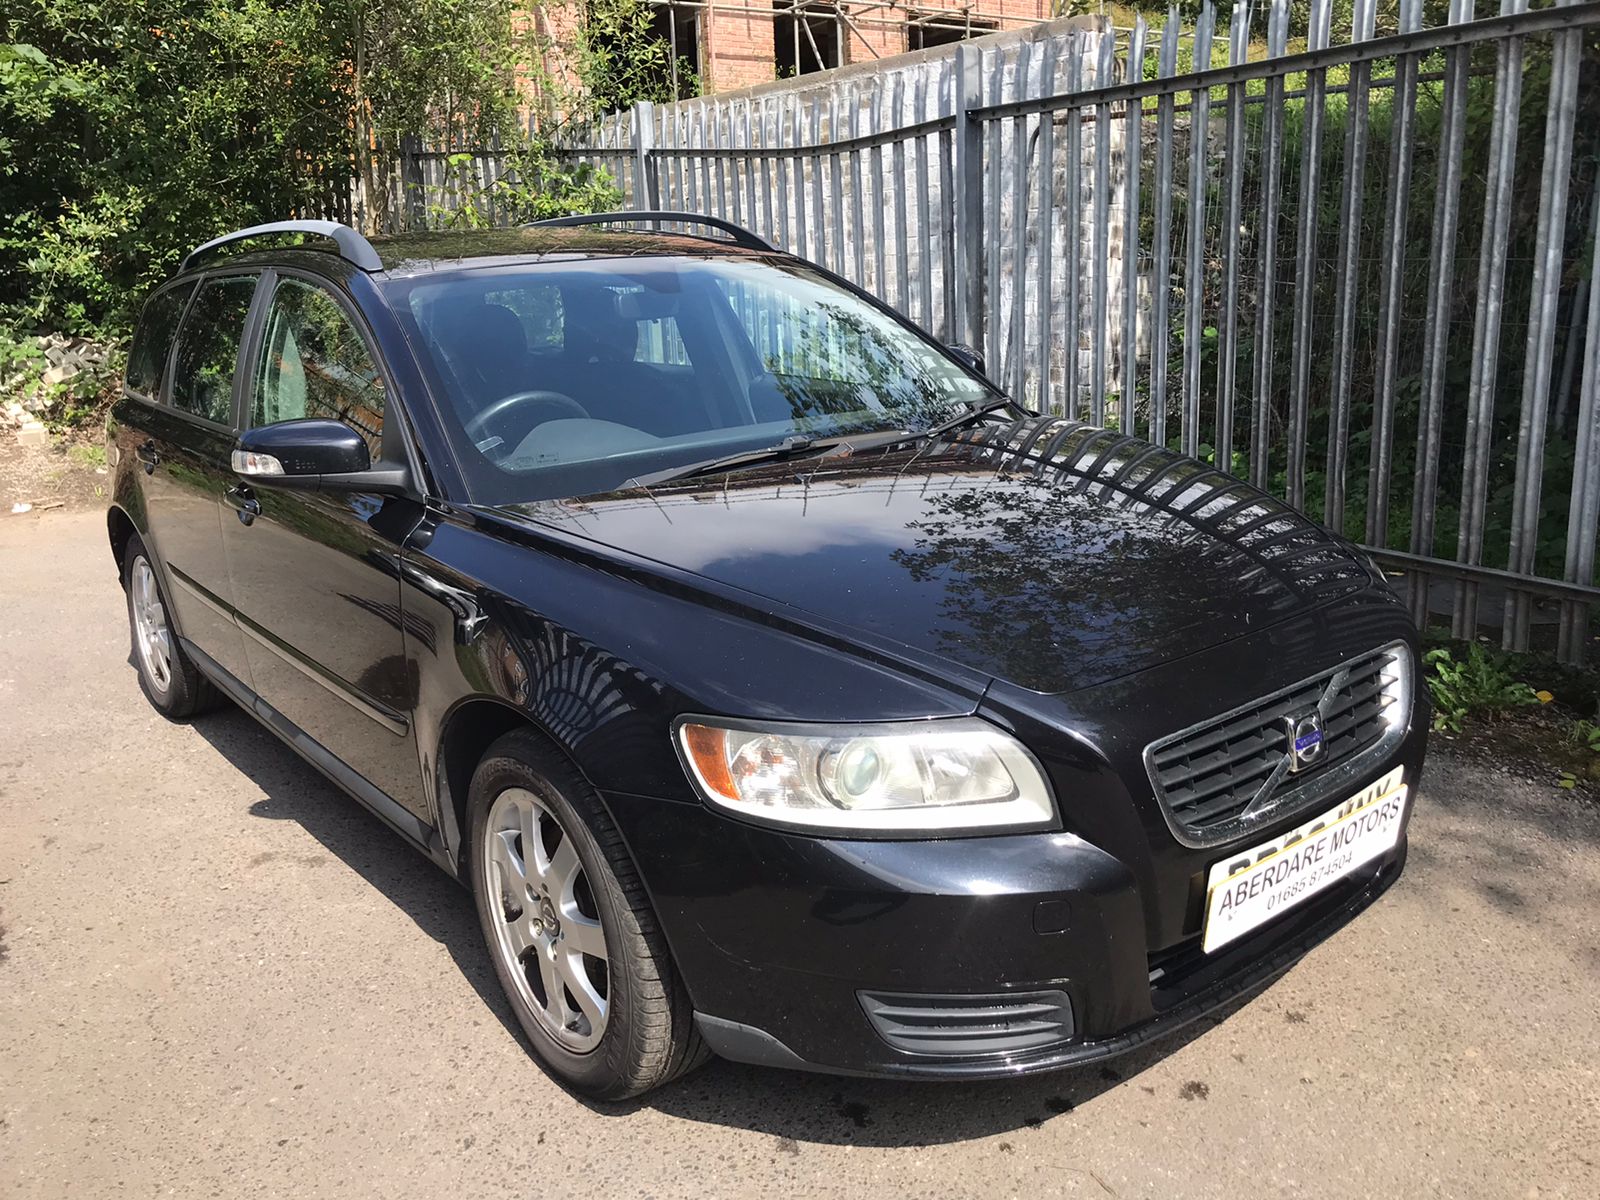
[220,271,431,826]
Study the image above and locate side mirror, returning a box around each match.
[232,418,412,496]
[946,343,986,378]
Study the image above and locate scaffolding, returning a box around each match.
[633,1,1055,98]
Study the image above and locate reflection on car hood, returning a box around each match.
[502,417,1378,694]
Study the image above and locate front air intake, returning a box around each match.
[858,989,1075,1057]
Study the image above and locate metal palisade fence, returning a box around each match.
[395,1,1600,665]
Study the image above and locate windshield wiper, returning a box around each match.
[627,435,848,488]
[913,397,1021,444]
[626,428,927,489]
[624,403,1018,490]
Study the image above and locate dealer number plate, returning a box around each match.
[1202,766,1409,954]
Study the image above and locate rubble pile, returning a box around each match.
[3,333,119,447]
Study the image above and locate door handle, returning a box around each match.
[135,440,159,474]
[224,484,262,526]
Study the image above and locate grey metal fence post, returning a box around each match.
[1063,39,1084,417]
[1364,0,1424,548]
[1249,0,1290,489]
[1323,0,1377,533]
[1090,32,1112,425]
[632,101,657,211]
[1215,0,1249,470]
[1179,3,1215,459]
[1406,0,1474,625]
[1286,0,1333,510]
[1148,9,1181,449]
[1560,204,1600,664]
[1504,6,1582,650]
[1121,19,1147,436]
[953,42,985,353]
[1453,0,1528,641]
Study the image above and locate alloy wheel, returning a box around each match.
[483,786,610,1052]
[131,556,172,695]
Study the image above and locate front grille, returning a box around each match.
[1144,644,1409,847]
[858,989,1074,1057]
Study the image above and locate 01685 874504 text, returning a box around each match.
[1202,768,1410,953]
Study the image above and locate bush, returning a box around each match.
[1,4,360,339]
[0,326,47,396]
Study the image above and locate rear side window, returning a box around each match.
[170,276,258,424]
[125,282,194,398]
[249,278,385,454]
[632,314,690,366]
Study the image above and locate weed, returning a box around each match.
[67,442,106,468]
[1568,720,1600,756]
[1424,643,1542,734]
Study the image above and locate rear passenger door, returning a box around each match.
[131,273,259,687]
[220,271,430,825]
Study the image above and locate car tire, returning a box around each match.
[123,534,221,720]
[467,729,710,1100]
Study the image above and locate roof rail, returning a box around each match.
[526,211,777,253]
[181,221,383,274]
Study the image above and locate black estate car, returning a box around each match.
[107,215,1426,1099]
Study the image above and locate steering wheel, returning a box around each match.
[464,390,590,450]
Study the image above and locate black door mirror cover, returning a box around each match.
[236,418,372,478]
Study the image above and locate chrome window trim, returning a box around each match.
[1142,641,1413,850]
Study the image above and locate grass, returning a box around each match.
[67,443,107,469]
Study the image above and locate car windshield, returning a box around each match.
[389,255,995,503]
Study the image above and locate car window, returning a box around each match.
[249,278,385,454]
[126,282,195,399]
[392,257,994,504]
[170,276,257,424]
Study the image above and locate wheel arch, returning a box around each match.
[107,504,140,578]
[434,696,633,883]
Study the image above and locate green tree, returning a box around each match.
[349,0,531,233]
[1,0,701,337]
[570,0,700,118]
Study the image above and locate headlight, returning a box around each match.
[674,717,1056,834]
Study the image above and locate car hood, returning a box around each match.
[501,417,1378,694]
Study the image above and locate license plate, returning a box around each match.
[1201,766,1409,954]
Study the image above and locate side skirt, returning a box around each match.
[183,636,454,874]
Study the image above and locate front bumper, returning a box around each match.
[691,844,1406,1078]
[600,742,1420,1080]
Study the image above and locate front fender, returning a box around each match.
[398,507,984,865]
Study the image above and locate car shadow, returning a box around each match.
[186,698,1268,1147]
[186,703,534,1052]
[623,999,1252,1147]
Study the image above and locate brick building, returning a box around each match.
[532,2,1058,99]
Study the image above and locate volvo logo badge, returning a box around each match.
[1284,710,1325,772]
